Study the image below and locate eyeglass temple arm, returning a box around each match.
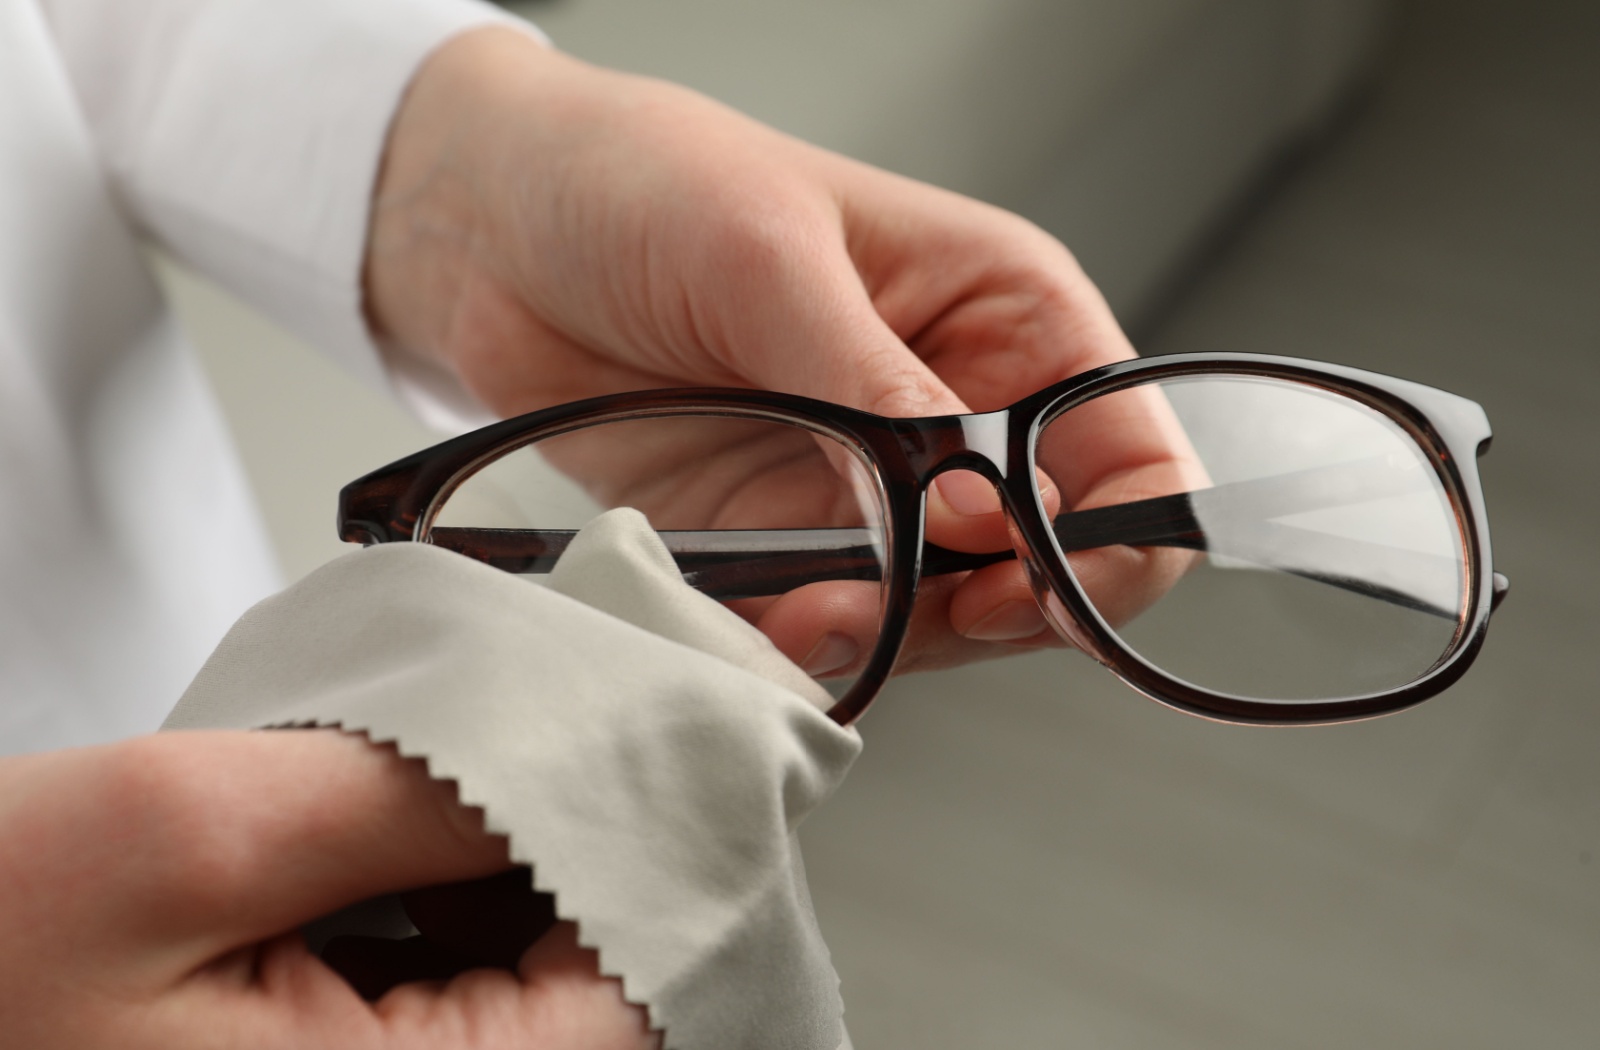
[426,458,1464,616]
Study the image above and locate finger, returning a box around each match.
[445,270,696,418]
[16,730,511,977]
[319,868,559,1002]
[924,464,1063,557]
[703,211,971,418]
[707,229,1035,557]
[842,174,1138,410]
[931,465,1067,650]
[344,920,653,1050]
[842,191,1208,650]
[869,573,1061,677]
[372,922,657,1049]
[946,561,1051,644]
[751,581,882,680]
[703,227,1041,558]
[744,468,1065,674]
[514,921,660,1050]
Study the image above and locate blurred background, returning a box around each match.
[157,0,1598,1045]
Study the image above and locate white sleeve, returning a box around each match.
[38,0,541,422]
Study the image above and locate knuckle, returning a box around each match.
[702,189,832,284]
[862,370,947,418]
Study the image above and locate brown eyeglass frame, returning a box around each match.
[339,352,1507,728]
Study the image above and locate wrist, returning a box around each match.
[363,26,570,372]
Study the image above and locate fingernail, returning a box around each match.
[935,471,1000,516]
[801,632,859,677]
[963,600,1048,642]
[1034,467,1059,504]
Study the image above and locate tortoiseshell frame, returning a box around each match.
[339,353,1506,728]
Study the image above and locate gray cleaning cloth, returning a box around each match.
[163,508,861,1050]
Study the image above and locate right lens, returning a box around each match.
[427,412,891,698]
[1033,375,1468,702]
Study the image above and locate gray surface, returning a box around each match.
[798,1,1600,1045]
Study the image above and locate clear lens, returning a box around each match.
[429,413,890,697]
[1034,376,1467,701]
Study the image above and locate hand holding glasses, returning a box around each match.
[340,353,1505,726]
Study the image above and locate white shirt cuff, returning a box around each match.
[44,0,543,430]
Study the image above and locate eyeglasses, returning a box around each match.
[339,353,1506,727]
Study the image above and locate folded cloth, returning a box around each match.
[163,508,862,1050]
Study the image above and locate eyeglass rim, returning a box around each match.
[337,352,1502,728]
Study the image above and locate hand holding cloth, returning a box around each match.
[163,509,861,1050]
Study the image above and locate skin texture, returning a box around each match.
[0,731,657,1049]
[2,26,1200,1046]
[365,28,1199,677]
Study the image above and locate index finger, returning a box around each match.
[0,731,509,984]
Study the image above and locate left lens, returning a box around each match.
[1032,375,1469,703]
[428,411,891,699]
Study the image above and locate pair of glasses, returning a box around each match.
[339,353,1506,727]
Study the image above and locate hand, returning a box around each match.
[0,731,656,1049]
[365,28,1197,675]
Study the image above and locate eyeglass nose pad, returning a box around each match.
[1001,506,1114,667]
[1491,572,1510,612]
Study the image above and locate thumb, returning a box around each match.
[724,241,1019,546]
[724,237,971,420]
[30,730,509,975]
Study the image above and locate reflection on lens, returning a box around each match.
[429,413,890,698]
[1034,376,1467,702]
